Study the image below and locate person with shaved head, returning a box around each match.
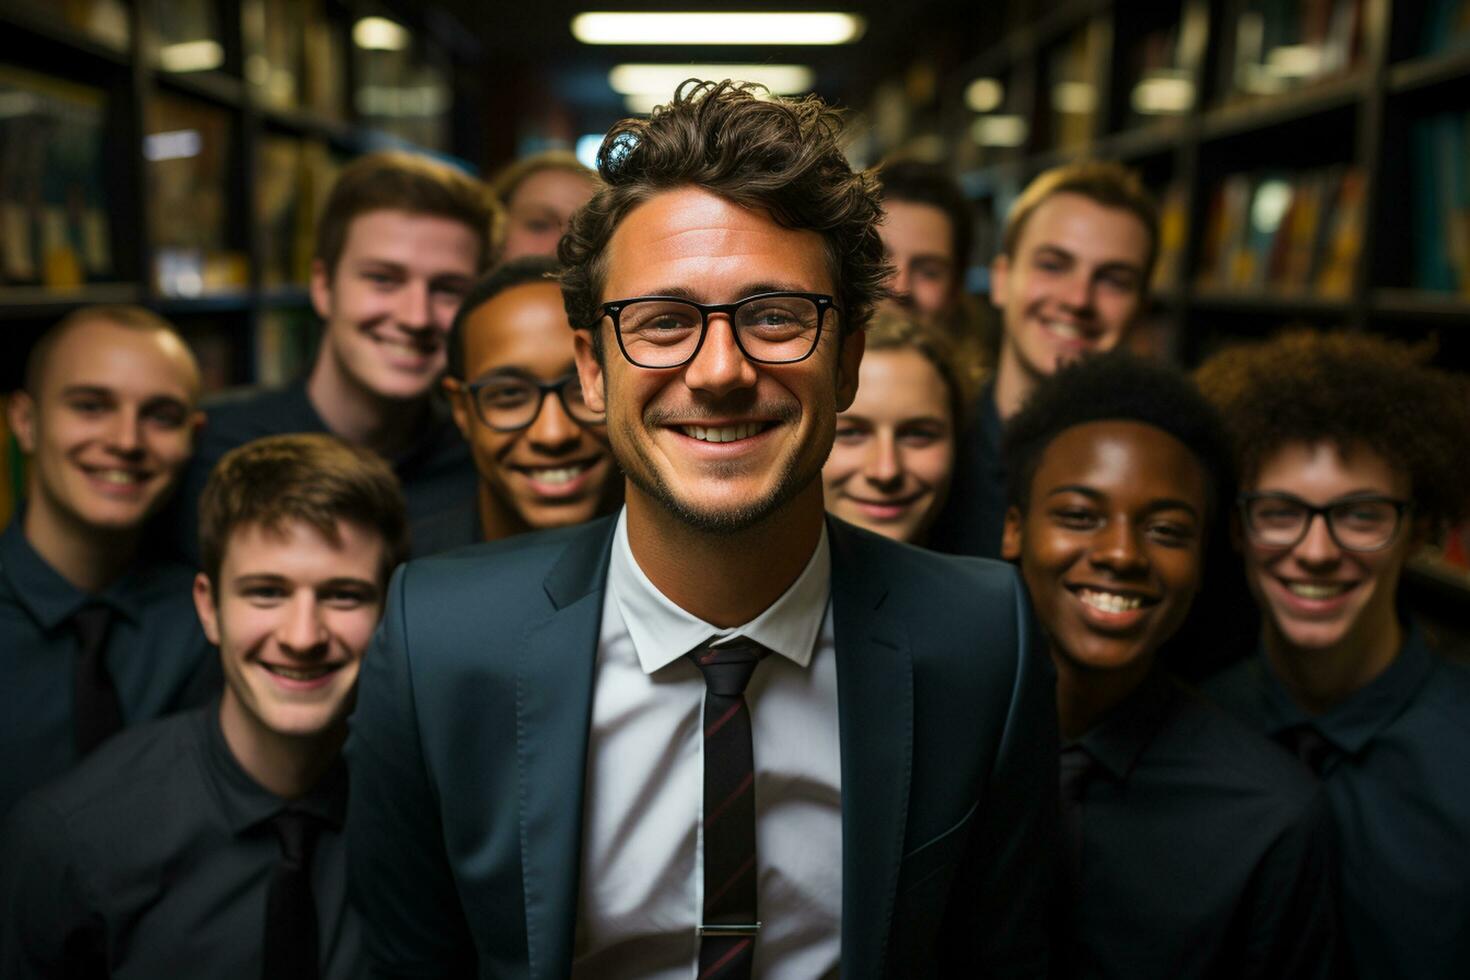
[1,306,217,818]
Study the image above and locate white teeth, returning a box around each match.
[1078,589,1145,613]
[681,423,763,443]
[529,465,586,485]
[1047,320,1083,340]
[96,470,142,485]
[1287,582,1350,599]
[263,664,333,681]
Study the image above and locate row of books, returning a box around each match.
[1196,166,1365,297]
[1230,0,1363,99]
[1412,110,1470,297]
[0,65,114,289]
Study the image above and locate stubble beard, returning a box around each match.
[612,404,831,537]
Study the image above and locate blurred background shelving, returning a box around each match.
[0,0,483,394]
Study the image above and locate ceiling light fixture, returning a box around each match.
[609,63,815,97]
[573,12,864,46]
[353,16,411,51]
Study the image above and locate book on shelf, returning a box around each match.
[1196,165,1364,298]
[1230,0,1363,99]
[1412,110,1470,297]
[0,64,113,290]
[1152,181,1188,291]
[255,309,320,387]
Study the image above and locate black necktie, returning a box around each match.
[71,604,123,756]
[687,638,769,980]
[262,810,323,980]
[1278,725,1338,777]
[1058,745,1098,887]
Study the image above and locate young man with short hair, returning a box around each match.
[169,150,495,560]
[0,433,407,979]
[931,160,1158,558]
[1,305,215,818]
[348,80,1057,978]
[1200,331,1470,979]
[874,159,973,321]
[418,255,619,552]
[1002,352,1336,978]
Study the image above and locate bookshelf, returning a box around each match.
[0,0,482,395]
[870,0,1470,603]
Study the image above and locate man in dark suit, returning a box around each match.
[347,79,1058,979]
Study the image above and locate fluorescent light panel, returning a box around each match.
[609,64,814,96]
[573,12,864,45]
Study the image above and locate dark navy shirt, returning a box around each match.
[0,703,360,979]
[408,492,481,558]
[1061,672,1337,979]
[164,380,475,562]
[926,380,1007,558]
[1207,627,1470,980]
[0,517,217,819]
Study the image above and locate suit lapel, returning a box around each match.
[829,521,914,976]
[515,519,616,979]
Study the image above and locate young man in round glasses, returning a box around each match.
[424,256,620,552]
[1199,330,1470,980]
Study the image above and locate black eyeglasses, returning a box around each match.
[593,291,837,369]
[1238,492,1414,553]
[461,373,603,432]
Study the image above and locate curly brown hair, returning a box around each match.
[1194,330,1470,528]
[557,79,890,355]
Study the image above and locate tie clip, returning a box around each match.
[697,922,762,937]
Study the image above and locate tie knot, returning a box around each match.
[72,604,113,651]
[1278,724,1338,777]
[687,639,769,698]
[269,810,323,870]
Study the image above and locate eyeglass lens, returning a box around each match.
[474,376,600,431]
[1244,497,1402,551]
[617,295,821,368]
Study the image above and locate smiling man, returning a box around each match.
[1,306,217,818]
[930,161,1157,559]
[1200,332,1470,980]
[166,150,495,561]
[1002,352,1335,979]
[348,80,1057,979]
[0,433,406,979]
[418,255,620,551]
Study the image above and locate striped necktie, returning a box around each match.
[687,638,769,980]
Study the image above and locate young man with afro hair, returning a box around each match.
[1002,351,1336,979]
[1199,330,1470,980]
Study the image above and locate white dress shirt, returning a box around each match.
[571,509,843,979]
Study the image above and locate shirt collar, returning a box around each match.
[607,507,831,675]
[0,514,146,629]
[196,698,349,836]
[1254,623,1436,757]
[1070,670,1178,783]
